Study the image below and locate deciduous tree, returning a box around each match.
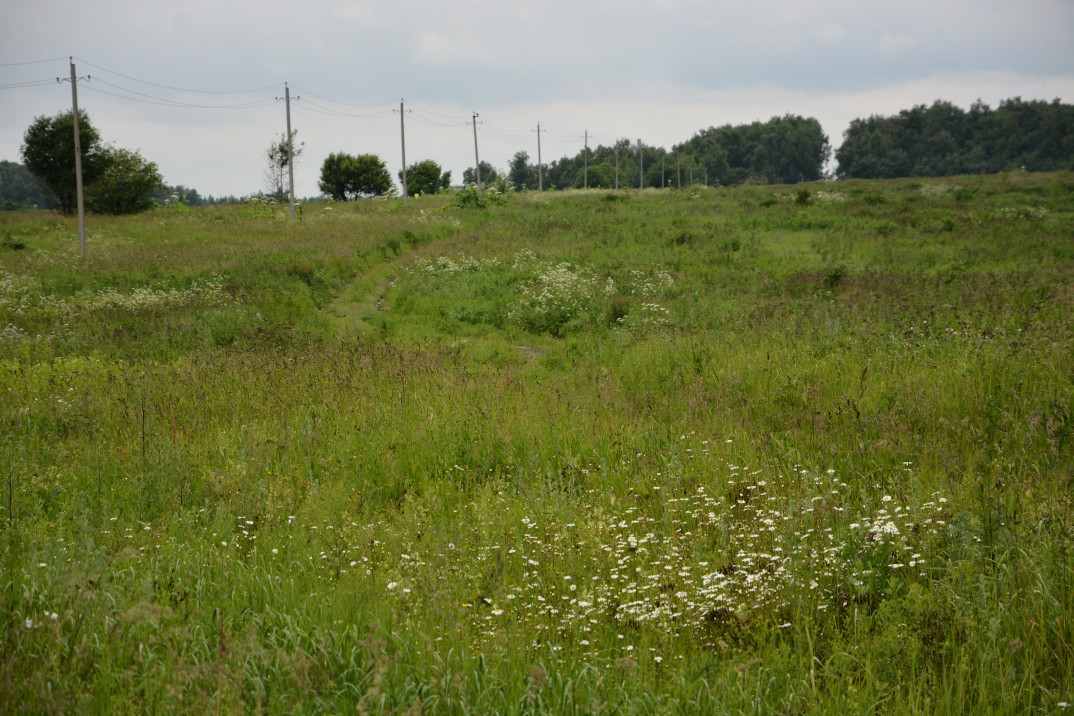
[85,146,164,215]
[265,130,304,202]
[20,110,108,214]
[318,153,393,200]
[399,159,450,196]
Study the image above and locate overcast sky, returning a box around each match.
[3,0,1072,198]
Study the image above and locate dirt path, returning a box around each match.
[324,261,399,336]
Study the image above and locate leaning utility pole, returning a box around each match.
[396,100,410,204]
[284,84,296,220]
[471,112,482,196]
[536,122,543,192]
[583,130,589,189]
[61,58,88,256]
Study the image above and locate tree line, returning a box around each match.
[5,97,1072,212]
[835,98,1074,179]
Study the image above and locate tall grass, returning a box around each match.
[1,175,1072,712]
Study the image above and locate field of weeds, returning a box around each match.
[1,173,1073,713]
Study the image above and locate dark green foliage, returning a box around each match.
[318,152,393,200]
[836,98,1074,179]
[450,185,506,208]
[85,146,165,215]
[400,159,450,196]
[673,115,830,185]
[0,161,50,209]
[20,110,109,214]
[509,151,538,191]
[463,161,498,187]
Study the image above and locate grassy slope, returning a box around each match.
[1,174,1072,713]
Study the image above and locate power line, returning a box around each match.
[86,76,276,109]
[0,57,67,68]
[73,56,278,95]
[407,112,466,128]
[80,81,276,109]
[288,85,394,109]
[292,98,393,119]
[406,102,469,121]
[0,78,56,89]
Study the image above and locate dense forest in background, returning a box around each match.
[0,160,49,210]
[835,98,1074,179]
[513,115,829,190]
[3,98,1072,209]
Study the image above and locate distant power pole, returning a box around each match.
[677,156,681,189]
[583,130,589,189]
[661,154,665,188]
[614,145,619,190]
[60,58,89,256]
[471,112,482,196]
[536,122,543,192]
[638,139,644,189]
[284,84,296,220]
[396,100,410,204]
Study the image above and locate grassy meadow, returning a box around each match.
[1,173,1072,713]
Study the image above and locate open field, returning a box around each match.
[2,173,1073,713]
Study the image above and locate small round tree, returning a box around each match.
[319,152,393,200]
[21,110,108,215]
[86,146,164,215]
[399,159,450,196]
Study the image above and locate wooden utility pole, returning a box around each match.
[284,84,296,220]
[68,58,86,256]
[639,140,644,189]
[398,100,409,204]
[661,154,665,188]
[471,112,482,196]
[536,122,543,192]
[614,145,619,190]
[583,130,589,189]
[677,156,681,189]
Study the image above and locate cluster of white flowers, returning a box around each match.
[408,254,500,276]
[814,191,848,204]
[629,269,675,299]
[0,322,27,344]
[617,302,670,328]
[0,274,229,318]
[995,206,1047,220]
[509,261,613,334]
[917,183,959,196]
[413,209,462,229]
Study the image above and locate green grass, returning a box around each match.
[1,176,1073,713]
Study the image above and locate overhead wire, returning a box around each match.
[81,81,276,109]
[0,57,67,68]
[408,114,467,128]
[406,102,470,121]
[292,97,394,119]
[289,85,394,110]
[73,56,279,94]
[0,78,57,89]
